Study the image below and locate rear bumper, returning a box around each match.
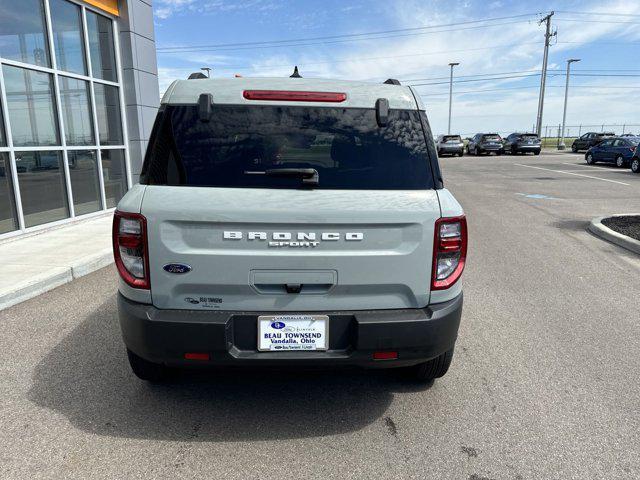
[478,145,504,153]
[118,293,463,369]
[514,145,541,153]
[438,146,464,155]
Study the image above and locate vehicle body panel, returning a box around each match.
[141,186,440,311]
[163,77,418,110]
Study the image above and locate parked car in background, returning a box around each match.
[466,133,504,156]
[620,133,637,137]
[436,134,464,157]
[585,136,640,167]
[571,132,615,152]
[631,145,640,173]
[504,132,541,155]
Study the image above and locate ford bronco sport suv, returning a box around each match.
[114,76,466,383]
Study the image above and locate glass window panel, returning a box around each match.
[0,153,19,233]
[68,150,101,215]
[0,95,6,146]
[0,0,50,67]
[15,151,69,227]
[59,76,94,145]
[101,149,127,207]
[3,66,59,146]
[86,11,116,81]
[94,83,122,145]
[49,0,87,75]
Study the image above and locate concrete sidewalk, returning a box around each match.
[0,214,114,310]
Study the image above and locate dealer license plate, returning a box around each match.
[258,315,328,351]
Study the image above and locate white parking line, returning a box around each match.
[513,163,631,186]
[560,162,629,173]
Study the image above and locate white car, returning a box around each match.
[113,74,467,382]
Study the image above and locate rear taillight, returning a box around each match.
[432,216,467,290]
[243,90,346,102]
[113,211,150,289]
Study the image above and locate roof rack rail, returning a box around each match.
[188,72,208,79]
[383,78,401,85]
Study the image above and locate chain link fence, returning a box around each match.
[458,124,640,149]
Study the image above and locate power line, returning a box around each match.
[158,17,544,53]
[416,84,640,97]
[189,42,542,72]
[410,73,544,87]
[554,10,640,17]
[555,18,640,25]
[402,69,544,83]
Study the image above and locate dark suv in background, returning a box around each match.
[467,133,504,156]
[571,132,615,152]
[504,133,541,155]
[436,134,464,157]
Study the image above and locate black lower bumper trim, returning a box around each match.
[118,293,463,369]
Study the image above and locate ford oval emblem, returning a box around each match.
[163,263,192,274]
[271,321,286,329]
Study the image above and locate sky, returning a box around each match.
[152,0,640,136]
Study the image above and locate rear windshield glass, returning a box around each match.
[442,135,461,142]
[482,135,501,141]
[521,134,539,139]
[141,105,435,190]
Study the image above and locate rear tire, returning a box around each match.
[534,150,540,155]
[631,158,640,173]
[586,153,595,165]
[458,151,463,157]
[571,144,578,153]
[474,147,480,156]
[127,349,168,382]
[615,155,625,168]
[404,348,454,382]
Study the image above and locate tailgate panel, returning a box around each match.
[142,186,440,311]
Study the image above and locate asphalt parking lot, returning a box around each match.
[1,152,639,479]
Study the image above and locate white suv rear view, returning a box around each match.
[113,75,466,382]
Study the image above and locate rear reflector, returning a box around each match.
[373,351,398,360]
[243,90,346,102]
[184,353,210,361]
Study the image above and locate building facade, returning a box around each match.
[0,0,158,239]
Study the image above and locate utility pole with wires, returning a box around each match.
[535,11,556,136]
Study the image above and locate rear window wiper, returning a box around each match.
[244,168,319,186]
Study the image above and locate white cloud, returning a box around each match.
[154,0,280,19]
[156,0,640,134]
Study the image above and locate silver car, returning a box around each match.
[436,135,464,157]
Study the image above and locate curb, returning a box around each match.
[0,249,113,311]
[588,214,640,255]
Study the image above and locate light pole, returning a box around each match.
[447,62,459,134]
[558,58,580,150]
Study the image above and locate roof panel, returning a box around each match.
[162,77,419,110]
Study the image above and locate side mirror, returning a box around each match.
[375,98,389,127]
[198,93,213,122]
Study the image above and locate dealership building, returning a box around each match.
[0,0,159,239]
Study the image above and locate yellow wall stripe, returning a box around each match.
[83,0,119,16]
